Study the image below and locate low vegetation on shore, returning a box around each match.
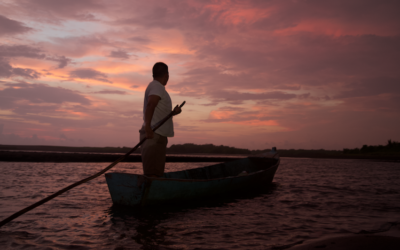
[0,141,399,161]
[343,140,400,156]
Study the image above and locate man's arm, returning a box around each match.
[144,95,161,139]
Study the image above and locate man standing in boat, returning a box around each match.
[140,62,182,178]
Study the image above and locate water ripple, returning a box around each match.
[1,159,400,249]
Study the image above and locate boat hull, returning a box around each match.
[105,156,279,206]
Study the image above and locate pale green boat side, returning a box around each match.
[105,152,280,206]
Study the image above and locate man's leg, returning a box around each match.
[140,131,167,177]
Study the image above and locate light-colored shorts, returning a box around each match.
[139,130,168,177]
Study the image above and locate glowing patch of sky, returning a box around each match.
[24,19,105,43]
[0,0,399,150]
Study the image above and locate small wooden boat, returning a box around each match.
[105,150,280,206]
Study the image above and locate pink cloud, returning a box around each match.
[46,55,71,69]
[0,44,72,69]
[0,82,91,108]
[92,89,127,95]
[0,59,13,78]
[0,44,45,59]
[70,68,112,83]
[0,58,41,79]
[206,106,279,125]
[0,0,399,149]
[0,15,32,36]
[108,49,130,59]
[43,35,111,58]
[13,0,103,23]
[11,67,41,79]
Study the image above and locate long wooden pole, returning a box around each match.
[0,101,185,228]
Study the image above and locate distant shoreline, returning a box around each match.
[0,150,245,162]
[0,148,399,162]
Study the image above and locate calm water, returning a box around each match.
[0,158,400,249]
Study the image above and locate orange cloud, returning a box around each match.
[62,128,76,131]
[208,109,281,127]
[227,120,278,126]
[274,19,398,37]
[223,8,272,25]
[55,109,89,118]
[147,29,194,55]
[27,128,47,131]
[209,110,235,119]
[87,61,145,75]
[11,59,52,72]
[202,1,272,25]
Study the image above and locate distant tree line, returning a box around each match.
[343,140,400,154]
[3,141,399,158]
[0,143,342,156]
[166,144,344,157]
[0,144,134,153]
[167,143,252,154]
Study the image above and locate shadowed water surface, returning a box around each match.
[1,158,400,249]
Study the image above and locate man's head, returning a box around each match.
[152,62,169,86]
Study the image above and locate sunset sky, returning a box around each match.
[0,0,399,150]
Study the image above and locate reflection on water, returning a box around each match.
[1,159,400,249]
[107,184,278,249]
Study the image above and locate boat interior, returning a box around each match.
[163,157,279,180]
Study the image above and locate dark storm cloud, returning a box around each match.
[0,15,32,36]
[69,68,112,83]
